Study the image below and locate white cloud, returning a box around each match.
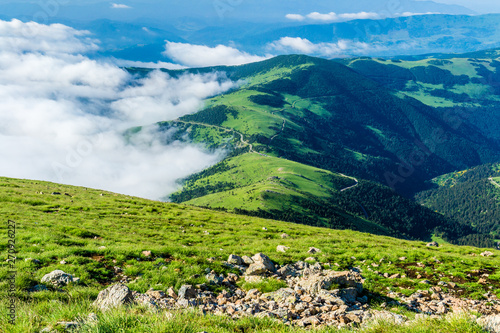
[285,14,305,21]
[0,19,236,200]
[286,11,438,23]
[111,3,131,9]
[163,41,270,67]
[112,59,187,70]
[286,11,381,23]
[269,37,386,57]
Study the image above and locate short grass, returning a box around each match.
[1,177,499,332]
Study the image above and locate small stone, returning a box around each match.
[276,245,289,253]
[308,247,321,254]
[281,233,289,239]
[167,287,178,299]
[228,254,243,265]
[481,251,494,257]
[426,242,439,247]
[41,270,79,287]
[142,251,152,257]
[93,283,134,311]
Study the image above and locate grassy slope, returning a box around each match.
[1,177,499,332]
[174,153,390,236]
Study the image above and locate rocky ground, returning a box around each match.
[38,252,500,332]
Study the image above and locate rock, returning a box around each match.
[331,287,359,303]
[308,247,321,254]
[178,285,197,299]
[206,272,223,285]
[298,270,364,295]
[481,251,495,257]
[41,270,79,287]
[426,242,439,247]
[59,260,67,265]
[246,253,275,275]
[228,254,243,265]
[478,314,500,333]
[98,246,106,250]
[399,257,407,261]
[142,251,152,257]
[93,283,134,311]
[277,264,299,277]
[242,255,254,265]
[262,227,268,231]
[276,245,289,253]
[389,273,401,279]
[420,280,432,285]
[281,233,290,239]
[167,287,178,299]
[133,291,157,309]
[146,289,166,299]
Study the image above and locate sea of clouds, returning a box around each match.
[0,19,236,200]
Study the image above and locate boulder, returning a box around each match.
[426,242,439,247]
[93,283,134,311]
[481,251,495,257]
[281,233,290,239]
[241,255,254,265]
[298,270,364,295]
[178,285,197,299]
[246,253,275,275]
[41,270,79,287]
[478,315,500,333]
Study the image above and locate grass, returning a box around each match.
[0,176,499,332]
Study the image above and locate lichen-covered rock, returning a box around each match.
[93,283,134,311]
[298,270,364,295]
[228,254,243,265]
[246,253,275,275]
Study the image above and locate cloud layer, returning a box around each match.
[163,41,269,67]
[286,11,441,22]
[268,37,386,57]
[0,19,235,200]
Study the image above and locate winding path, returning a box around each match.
[489,177,500,189]
[339,173,359,192]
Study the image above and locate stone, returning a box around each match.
[178,285,197,299]
[477,314,500,333]
[41,270,79,287]
[228,254,243,265]
[308,247,321,254]
[277,264,299,277]
[59,260,67,265]
[298,270,364,295]
[142,251,152,257]
[146,289,166,299]
[246,253,275,275]
[242,255,254,265]
[426,242,439,247]
[281,233,290,239]
[93,283,134,311]
[389,273,401,279]
[481,251,495,257]
[206,272,223,285]
[276,245,289,253]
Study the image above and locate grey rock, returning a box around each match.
[178,285,197,299]
[478,315,500,333]
[93,283,134,311]
[228,254,243,265]
[308,247,321,254]
[242,255,254,265]
[426,242,439,247]
[41,270,79,287]
[276,245,289,253]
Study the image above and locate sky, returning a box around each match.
[427,0,500,13]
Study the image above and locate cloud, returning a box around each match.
[111,3,131,9]
[286,11,381,23]
[163,41,270,67]
[0,19,236,200]
[285,14,305,21]
[268,37,387,57]
[286,11,440,23]
[111,59,187,70]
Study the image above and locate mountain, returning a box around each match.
[121,54,500,245]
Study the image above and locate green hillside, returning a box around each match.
[127,54,500,248]
[1,177,499,332]
[171,153,470,242]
